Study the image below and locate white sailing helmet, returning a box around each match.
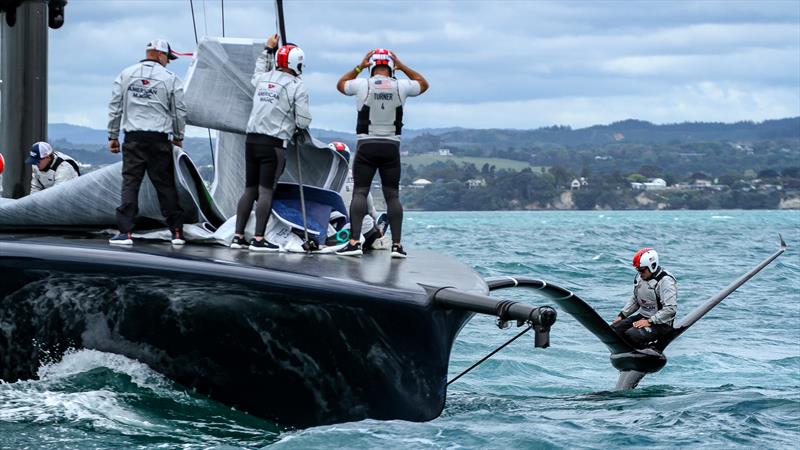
[632,247,659,272]
[369,48,394,76]
[276,44,305,75]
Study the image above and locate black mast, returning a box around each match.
[275,0,286,43]
[0,0,48,198]
[0,0,67,199]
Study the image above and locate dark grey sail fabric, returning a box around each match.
[210,130,349,218]
[190,37,350,217]
[0,148,223,229]
[183,37,265,134]
[207,128,350,252]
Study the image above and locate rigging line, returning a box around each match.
[202,0,209,38]
[447,325,533,386]
[189,0,199,43]
[221,0,225,37]
[189,0,215,166]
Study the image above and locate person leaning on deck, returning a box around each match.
[229,33,312,252]
[335,48,428,258]
[107,39,187,247]
[25,141,80,193]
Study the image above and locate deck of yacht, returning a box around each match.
[0,232,488,299]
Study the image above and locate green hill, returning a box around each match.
[402,154,537,171]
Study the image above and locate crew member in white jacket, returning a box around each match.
[25,141,80,193]
[230,33,312,252]
[107,39,187,246]
[611,248,678,348]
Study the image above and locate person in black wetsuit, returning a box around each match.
[611,247,678,348]
[230,34,311,252]
[335,48,428,258]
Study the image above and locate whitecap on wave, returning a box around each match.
[0,350,164,432]
[0,349,281,446]
[37,349,174,395]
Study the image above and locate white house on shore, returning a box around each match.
[631,178,667,190]
[570,177,589,190]
[466,178,487,188]
[411,178,432,188]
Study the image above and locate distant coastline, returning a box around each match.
[47,119,800,211]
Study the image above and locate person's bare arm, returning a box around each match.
[337,50,374,94]
[391,51,429,94]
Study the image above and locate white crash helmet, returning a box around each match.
[632,247,659,272]
[369,48,394,76]
[327,141,350,162]
[276,44,305,75]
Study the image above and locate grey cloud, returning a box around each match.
[32,0,799,132]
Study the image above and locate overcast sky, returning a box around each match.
[37,0,800,135]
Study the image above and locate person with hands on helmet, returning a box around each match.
[611,248,678,349]
[335,48,428,258]
[231,33,312,252]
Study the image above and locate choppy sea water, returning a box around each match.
[1,210,798,449]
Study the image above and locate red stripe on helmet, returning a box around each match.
[632,247,654,267]
[276,45,296,69]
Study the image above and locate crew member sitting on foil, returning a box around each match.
[230,34,312,252]
[25,141,80,193]
[611,248,678,349]
[328,141,388,251]
[335,48,428,258]
[107,38,187,246]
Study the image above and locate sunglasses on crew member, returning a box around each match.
[636,267,649,273]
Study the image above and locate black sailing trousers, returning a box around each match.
[611,313,673,348]
[116,138,183,233]
[350,139,403,243]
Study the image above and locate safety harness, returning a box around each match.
[50,156,81,176]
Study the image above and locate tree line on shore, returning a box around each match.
[397,121,799,210]
[399,161,798,210]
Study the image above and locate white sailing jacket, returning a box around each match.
[620,268,678,325]
[30,152,79,193]
[246,49,312,141]
[108,59,187,140]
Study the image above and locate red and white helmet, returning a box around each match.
[369,48,394,75]
[276,44,305,75]
[327,141,350,162]
[632,247,659,272]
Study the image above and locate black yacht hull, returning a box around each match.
[0,234,484,427]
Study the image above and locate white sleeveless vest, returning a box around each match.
[356,77,403,137]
